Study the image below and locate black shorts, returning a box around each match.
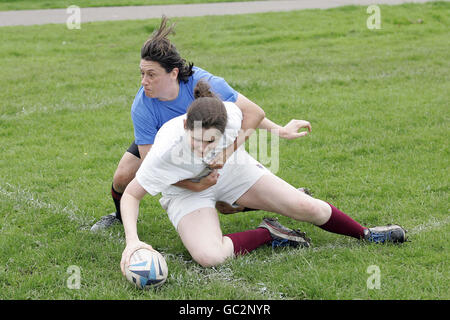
[126,141,141,159]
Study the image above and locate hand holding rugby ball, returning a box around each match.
[124,248,168,289]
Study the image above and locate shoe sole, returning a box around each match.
[90,214,120,232]
[259,221,311,247]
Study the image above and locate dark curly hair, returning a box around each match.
[141,16,194,83]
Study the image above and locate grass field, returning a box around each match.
[0,0,259,11]
[0,2,449,300]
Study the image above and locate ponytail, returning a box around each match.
[186,81,227,134]
[194,80,216,99]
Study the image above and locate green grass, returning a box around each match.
[0,2,449,300]
[0,0,260,11]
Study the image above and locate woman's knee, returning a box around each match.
[113,153,141,191]
[113,168,134,191]
[295,197,331,225]
[191,244,231,268]
[192,251,225,268]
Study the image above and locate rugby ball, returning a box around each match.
[125,248,168,289]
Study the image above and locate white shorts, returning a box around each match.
[159,150,272,230]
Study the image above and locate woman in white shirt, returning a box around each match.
[120,81,407,272]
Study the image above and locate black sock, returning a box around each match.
[111,184,123,223]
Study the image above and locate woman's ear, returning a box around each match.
[171,67,179,81]
[183,119,187,130]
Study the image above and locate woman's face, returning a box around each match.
[140,60,179,101]
[187,126,222,158]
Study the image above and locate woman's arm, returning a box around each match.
[235,93,266,135]
[121,178,147,243]
[120,178,154,275]
[172,170,219,192]
[258,118,312,140]
[208,93,265,169]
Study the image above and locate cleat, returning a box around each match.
[90,212,121,232]
[364,224,407,244]
[258,217,311,248]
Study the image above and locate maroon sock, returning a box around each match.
[319,203,366,239]
[111,184,123,222]
[225,228,272,256]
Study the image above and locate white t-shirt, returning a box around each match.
[136,101,243,196]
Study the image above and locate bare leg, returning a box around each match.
[235,174,332,226]
[216,187,310,214]
[177,208,234,267]
[235,174,369,240]
[113,151,142,193]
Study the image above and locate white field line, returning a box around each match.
[1,180,448,245]
[407,216,450,235]
[0,95,128,120]
[0,182,126,242]
[0,182,89,226]
[2,180,448,239]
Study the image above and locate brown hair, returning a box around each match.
[141,16,194,83]
[186,81,228,134]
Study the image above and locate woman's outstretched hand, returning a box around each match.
[279,120,312,140]
[120,240,154,276]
